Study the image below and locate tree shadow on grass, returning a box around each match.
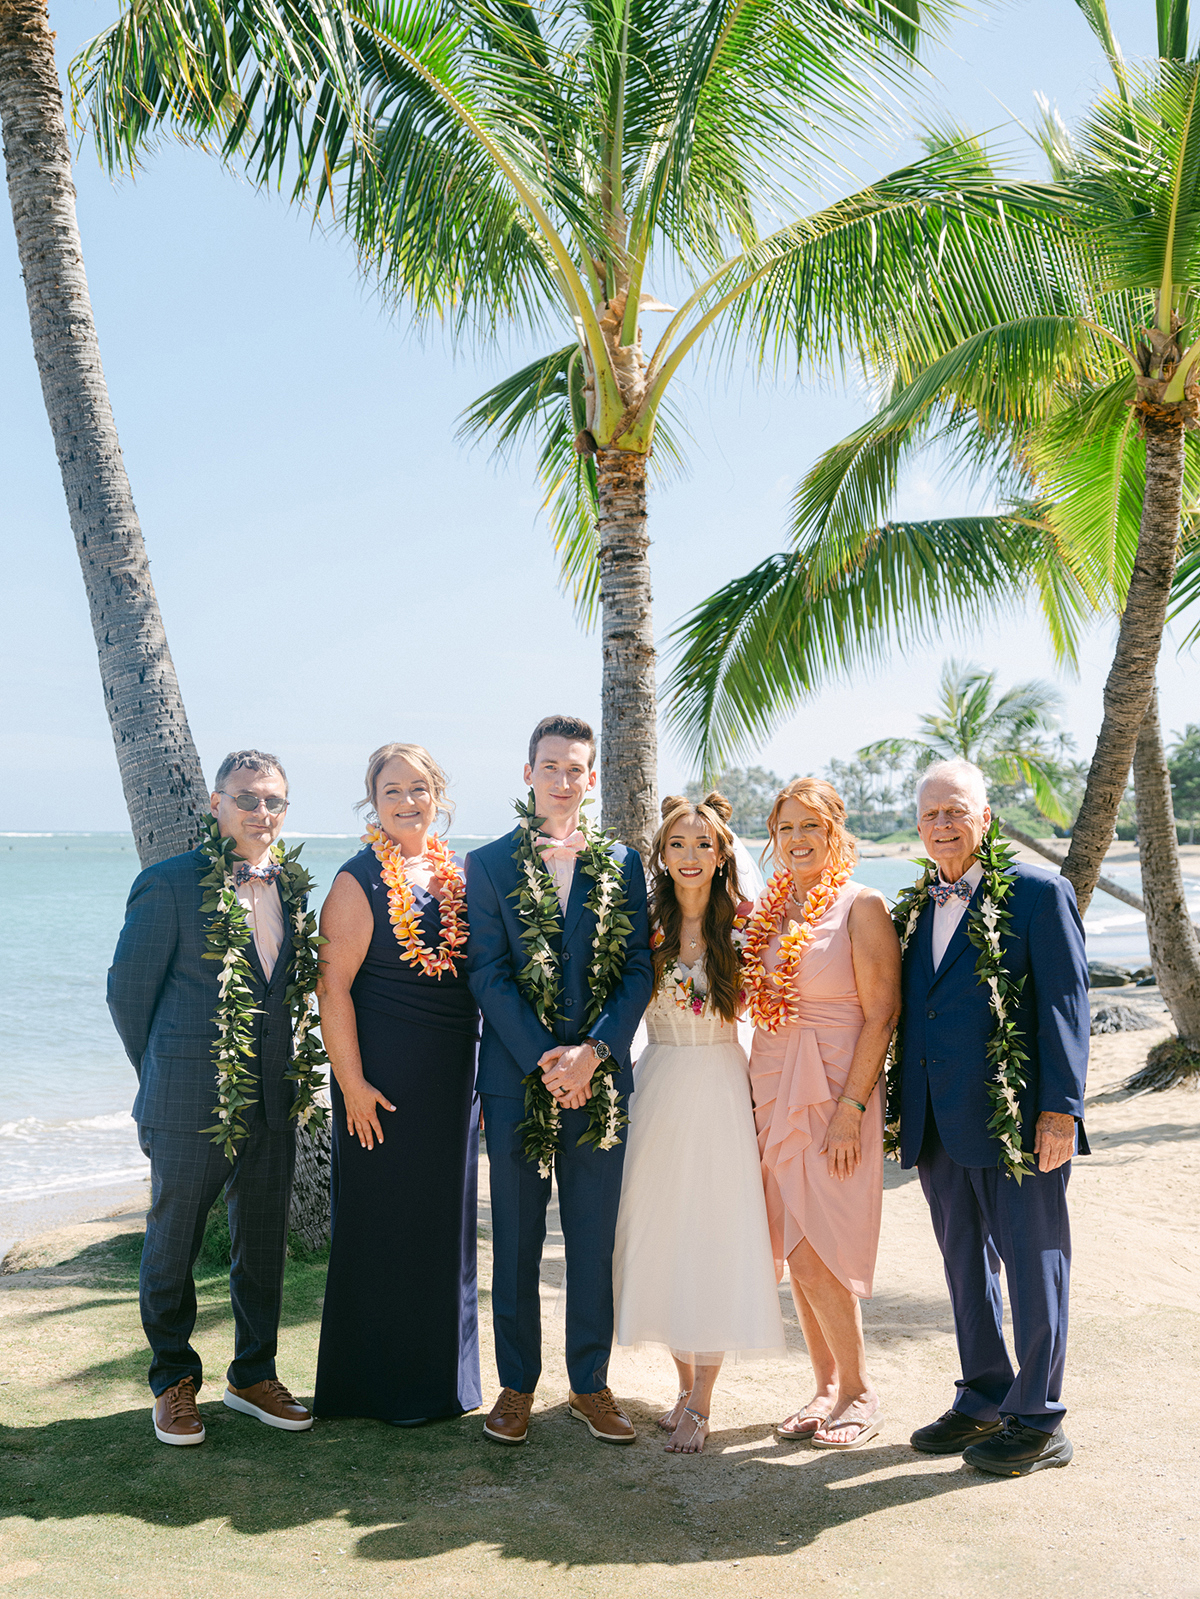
[0,1396,995,1570]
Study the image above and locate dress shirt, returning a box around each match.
[543,850,577,915]
[234,869,285,980]
[930,859,984,971]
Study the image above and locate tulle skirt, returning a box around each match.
[613,1038,786,1362]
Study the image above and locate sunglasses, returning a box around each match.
[220,791,289,815]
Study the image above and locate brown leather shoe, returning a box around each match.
[569,1387,635,1444]
[483,1388,535,1445]
[223,1378,313,1432]
[153,1376,205,1446]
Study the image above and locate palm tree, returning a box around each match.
[666,3,1200,1068]
[70,0,1025,856]
[860,659,1075,824]
[1,0,205,866]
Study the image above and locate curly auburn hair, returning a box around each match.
[649,792,744,1024]
[763,777,858,872]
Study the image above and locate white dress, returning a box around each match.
[612,964,786,1362]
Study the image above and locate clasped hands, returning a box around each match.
[537,1042,599,1110]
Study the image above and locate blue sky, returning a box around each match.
[2,0,1192,837]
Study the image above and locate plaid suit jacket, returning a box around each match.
[107,848,298,1132]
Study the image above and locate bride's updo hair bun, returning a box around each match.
[647,790,744,1025]
[703,791,733,825]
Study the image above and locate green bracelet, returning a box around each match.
[838,1095,866,1114]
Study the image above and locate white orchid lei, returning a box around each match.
[886,820,1034,1183]
[198,816,329,1161]
[509,792,633,1177]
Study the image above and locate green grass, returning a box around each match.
[0,1218,1195,1598]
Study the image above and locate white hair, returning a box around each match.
[915,758,989,816]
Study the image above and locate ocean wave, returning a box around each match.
[0,1110,132,1139]
[0,1163,149,1201]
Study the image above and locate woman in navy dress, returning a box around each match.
[314,743,481,1424]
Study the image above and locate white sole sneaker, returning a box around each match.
[568,1403,636,1443]
[482,1421,527,1445]
[152,1405,205,1446]
[223,1390,313,1431]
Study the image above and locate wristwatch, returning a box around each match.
[584,1036,611,1062]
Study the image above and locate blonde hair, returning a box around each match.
[357,743,454,832]
[764,777,857,872]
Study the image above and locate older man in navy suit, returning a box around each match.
[898,759,1090,1475]
[108,750,313,1446]
[466,716,653,1447]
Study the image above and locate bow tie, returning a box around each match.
[536,830,586,864]
[929,876,972,907]
[233,861,282,887]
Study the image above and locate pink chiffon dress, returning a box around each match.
[749,878,883,1299]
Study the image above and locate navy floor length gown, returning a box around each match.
[314,846,482,1422]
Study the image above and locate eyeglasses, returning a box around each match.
[220,791,289,815]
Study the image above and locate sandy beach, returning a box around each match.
[0,1009,1195,1598]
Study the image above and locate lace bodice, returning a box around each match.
[644,961,740,1047]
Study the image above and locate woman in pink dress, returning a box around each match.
[745,778,901,1450]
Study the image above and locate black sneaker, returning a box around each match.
[910,1408,1003,1455]
[962,1416,1073,1476]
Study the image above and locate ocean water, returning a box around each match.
[0,832,1181,1207]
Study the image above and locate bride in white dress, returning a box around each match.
[613,793,785,1453]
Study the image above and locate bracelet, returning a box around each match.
[838,1095,866,1114]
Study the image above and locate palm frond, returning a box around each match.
[664,517,1055,776]
[458,342,688,623]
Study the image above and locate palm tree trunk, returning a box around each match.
[1133,683,1200,1048]
[0,0,204,868]
[998,820,1145,912]
[1062,413,1186,915]
[596,447,657,858]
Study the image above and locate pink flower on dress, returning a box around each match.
[691,997,704,1015]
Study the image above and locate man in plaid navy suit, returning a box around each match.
[108,750,314,1445]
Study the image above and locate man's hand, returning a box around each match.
[1034,1110,1076,1172]
[537,1043,598,1111]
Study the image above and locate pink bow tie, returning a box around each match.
[536,830,586,864]
[929,876,972,906]
[233,861,282,887]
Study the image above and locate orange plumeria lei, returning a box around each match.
[364,824,467,977]
[741,859,853,1033]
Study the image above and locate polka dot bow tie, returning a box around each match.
[233,861,282,887]
[928,877,972,907]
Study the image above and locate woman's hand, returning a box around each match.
[342,1078,397,1150]
[821,1103,864,1181]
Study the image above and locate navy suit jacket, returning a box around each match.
[465,829,654,1101]
[898,861,1090,1169]
[107,848,298,1133]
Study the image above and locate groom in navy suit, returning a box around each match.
[898,759,1090,1475]
[108,751,314,1446]
[466,715,653,1446]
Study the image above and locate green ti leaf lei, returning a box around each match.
[509,791,633,1178]
[198,816,330,1161]
[885,819,1034,1183]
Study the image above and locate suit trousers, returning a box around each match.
[481,1092,626,1396]
[917,1113,1071,1431]
[138,1098,296,1396]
